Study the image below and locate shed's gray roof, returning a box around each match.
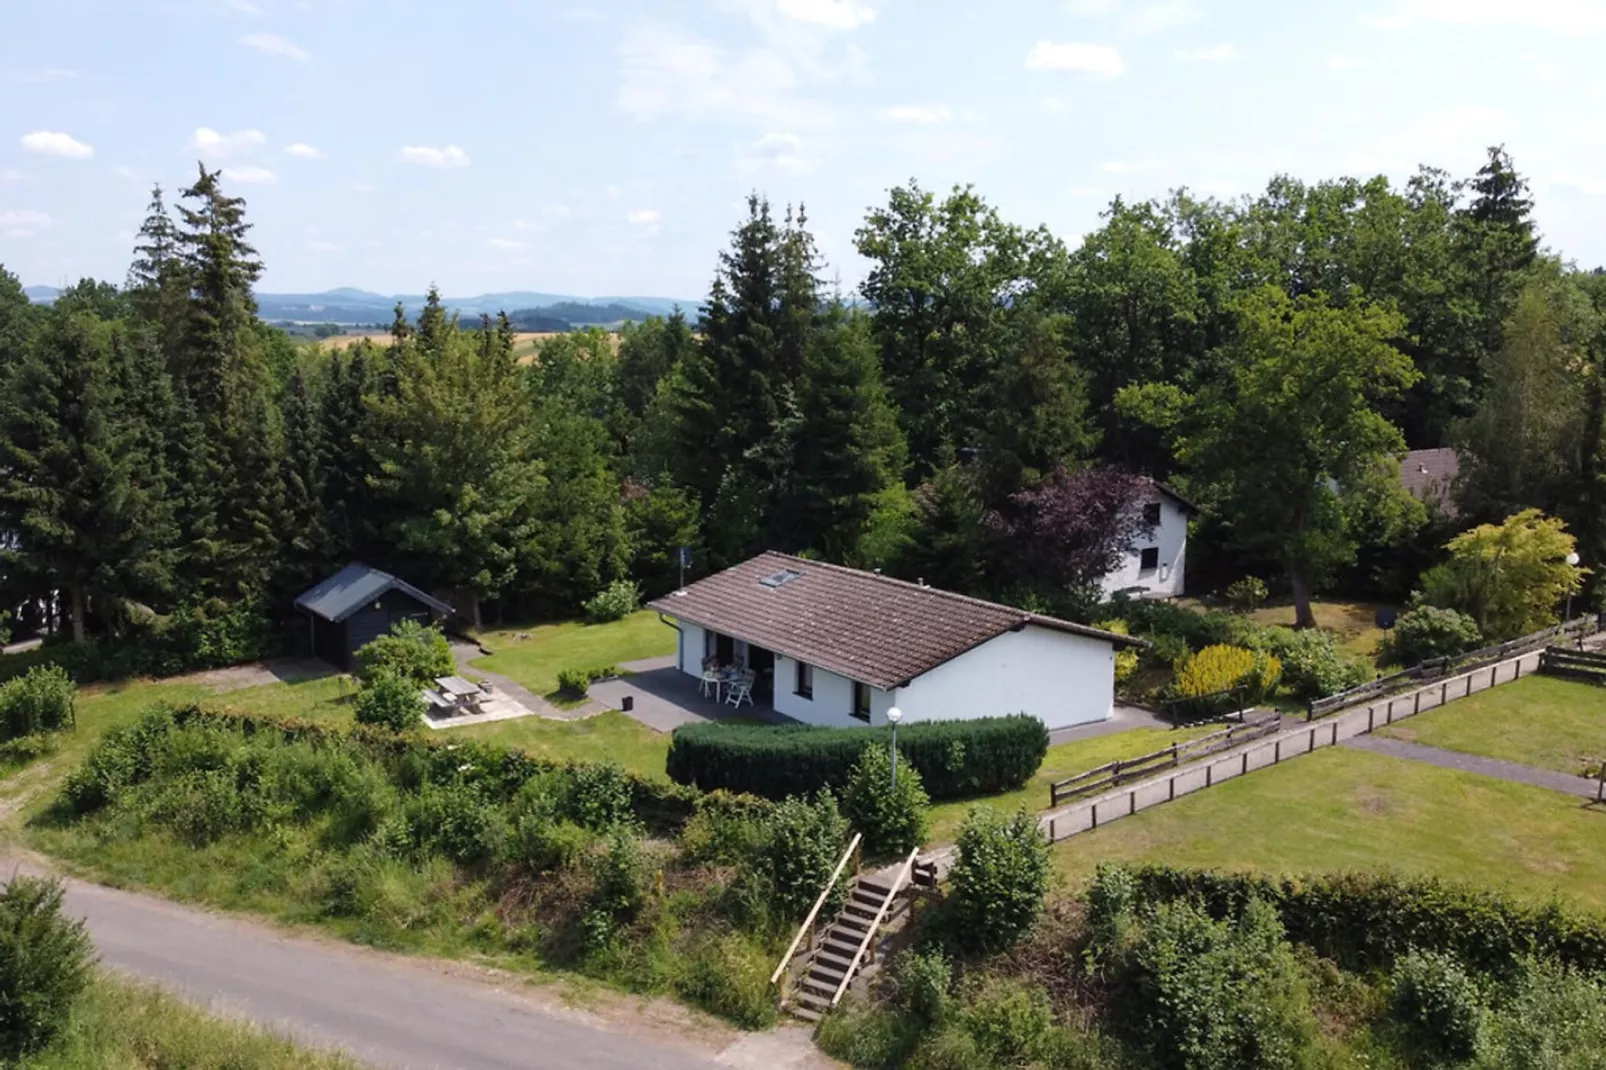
[294,563,454,623]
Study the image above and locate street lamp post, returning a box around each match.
[887,706,903,790]
[1568,552,1582,623]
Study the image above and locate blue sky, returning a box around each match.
[6,0,1606,298]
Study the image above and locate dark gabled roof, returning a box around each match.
[1147,479,1199,514]
[294,563,454,623]
[649,552,1142,690]
[1400,449,1460,515]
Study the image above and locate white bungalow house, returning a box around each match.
[648,552,1143,731]
[1098,481,1195,602]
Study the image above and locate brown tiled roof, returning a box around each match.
[1400,448,1460,514]
[648,552,1142,690]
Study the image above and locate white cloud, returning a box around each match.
[1364,0,1606,31]
[627,209,660,225]
[398,145,470,168]
[1101,159,1162,173]
[20,130,93,159]
[486,237,527,251]
[225,0,263,14]
[883,105,952,123]
[10,67,77,83]
[1176,43,1239,61]
[1325,53,1368,70]
[1042,95,1067,112]
[221,165,276,184]
[241,32,309,60]
[615,23,829,129]
[736,131,814,175]
[112,165,137,180]
[352,181,377,193]
[306,239,342,252]
[284,142,324,158]
[0,169,23,183]
[0,209,53,237]
[1127,1,1201,32]
[190,127,267,158]
[775,0,876,29]
[1025,40,1126,77]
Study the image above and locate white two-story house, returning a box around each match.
[1098,480,1194,602]
[649,552,1143,731]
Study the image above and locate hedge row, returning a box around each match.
[1116,864,1606,978]
[666,715,1050,802]
[168,704,706,830]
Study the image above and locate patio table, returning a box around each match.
[434,675,484,709]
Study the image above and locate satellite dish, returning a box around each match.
[1375,607,1398,631]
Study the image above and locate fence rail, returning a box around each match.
[1539,645,1606,685]
[1049,713,1280,807]
[1306,616,1600,719]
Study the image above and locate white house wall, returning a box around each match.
[772,653,894,727]
[891,625,1114,731]
[676,622,706,674]
[1099,495,1188,601]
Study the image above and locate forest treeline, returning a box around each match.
[0,146,1601,644]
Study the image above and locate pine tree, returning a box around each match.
[279,368,333,595]
[1459,145,1541,363]
[318,346,381,563]
[772,311,906,559]
[126,186,189,345]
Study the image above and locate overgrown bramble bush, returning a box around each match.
[1224,576,1269,611]
[1384,605,1483,667]
[840,743,929,856]
[0,876,95,1062]
[0,664,75,741]
[353,671,424,733]
[1172,644,1281,714]
[947,806,1049,953]
[353,619,453,687]
[1390,949,1485,1065]
[582,580,640,624]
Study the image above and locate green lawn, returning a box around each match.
[1052,745,1606,910]
[1246,598,1387,664]
[1380,674,1606,777]
[449,710,671,780]
[927,725,1215,843]
[470,611,677,700]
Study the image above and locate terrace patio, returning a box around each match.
[590,656,798,733]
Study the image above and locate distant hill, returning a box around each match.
[252,290,692,326]
[23,286,60,303]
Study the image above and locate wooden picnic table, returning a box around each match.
[434,676,484,709]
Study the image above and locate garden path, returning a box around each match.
[1343,735,1606,800]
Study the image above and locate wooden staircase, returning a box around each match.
[786,874,899,1023]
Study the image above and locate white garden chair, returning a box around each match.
[725,670,755,708]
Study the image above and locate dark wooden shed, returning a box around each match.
[294,563,455,669]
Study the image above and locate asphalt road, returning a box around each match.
[35,867,733,1070]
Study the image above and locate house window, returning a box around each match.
[795,661,814,700]
[1142,502,1162,527]
[852,682,871,722]
[1140,547,1160,572]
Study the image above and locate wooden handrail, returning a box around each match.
[829,847,920,1008]
[769,832,862,986]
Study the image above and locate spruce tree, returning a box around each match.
[279,368,333,595]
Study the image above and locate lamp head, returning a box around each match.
[887,706,903,725]
[1568,552,1582,566]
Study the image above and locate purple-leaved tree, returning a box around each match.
[990,465,1156,593]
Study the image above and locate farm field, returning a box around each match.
[1051,745,1606,910]
[1380,673,1606,777]
[927,724,1215,842]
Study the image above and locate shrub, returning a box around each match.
[1390,949,1485,1065]
[353,672,424,733]
[1385,605,1483,667]
[1225,576,1269,611]
[508,815,590,874]
[564,762,637,831]
[353,619,453,687]
[0,876,95,1061]
[958,980,1056,1067]
[1116,597,1241,653]
[582,580,640,624]
[1247,627,1370,702]
[1171,644,1281,714]
[1417,509,1584,641]
[555,665,618,698]
[666,715,1048,802]
[752,792,849,920]
[816,1002,924,1070]
[1106,896,1319,1070]
[947,807,1049,953]
[1479,958,1606,1069]
[590,830,647,923]
[0,665,75,741]
[1141,632,1189,672]
[895,947,953,1024]
[839,743,929,856]
[405,783,507,865]
[672,932,779,1030]
[679,791,769,865]
[1097,619,1140,686]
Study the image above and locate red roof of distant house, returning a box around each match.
[649,552,1141,690]
[1400,448,1460,514]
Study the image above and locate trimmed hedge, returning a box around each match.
[666,715,1050,802]
[159,704,706,831]
[1111,864,1606,978]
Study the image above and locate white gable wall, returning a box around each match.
[1099,494,1188,601]
[890,624,1114,731]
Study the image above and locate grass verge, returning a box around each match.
[25,972,359,1069]
[470,611,677,701]
[449,710,671,781]
[1380,674,1606,777]
[1051,745,1606,910]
